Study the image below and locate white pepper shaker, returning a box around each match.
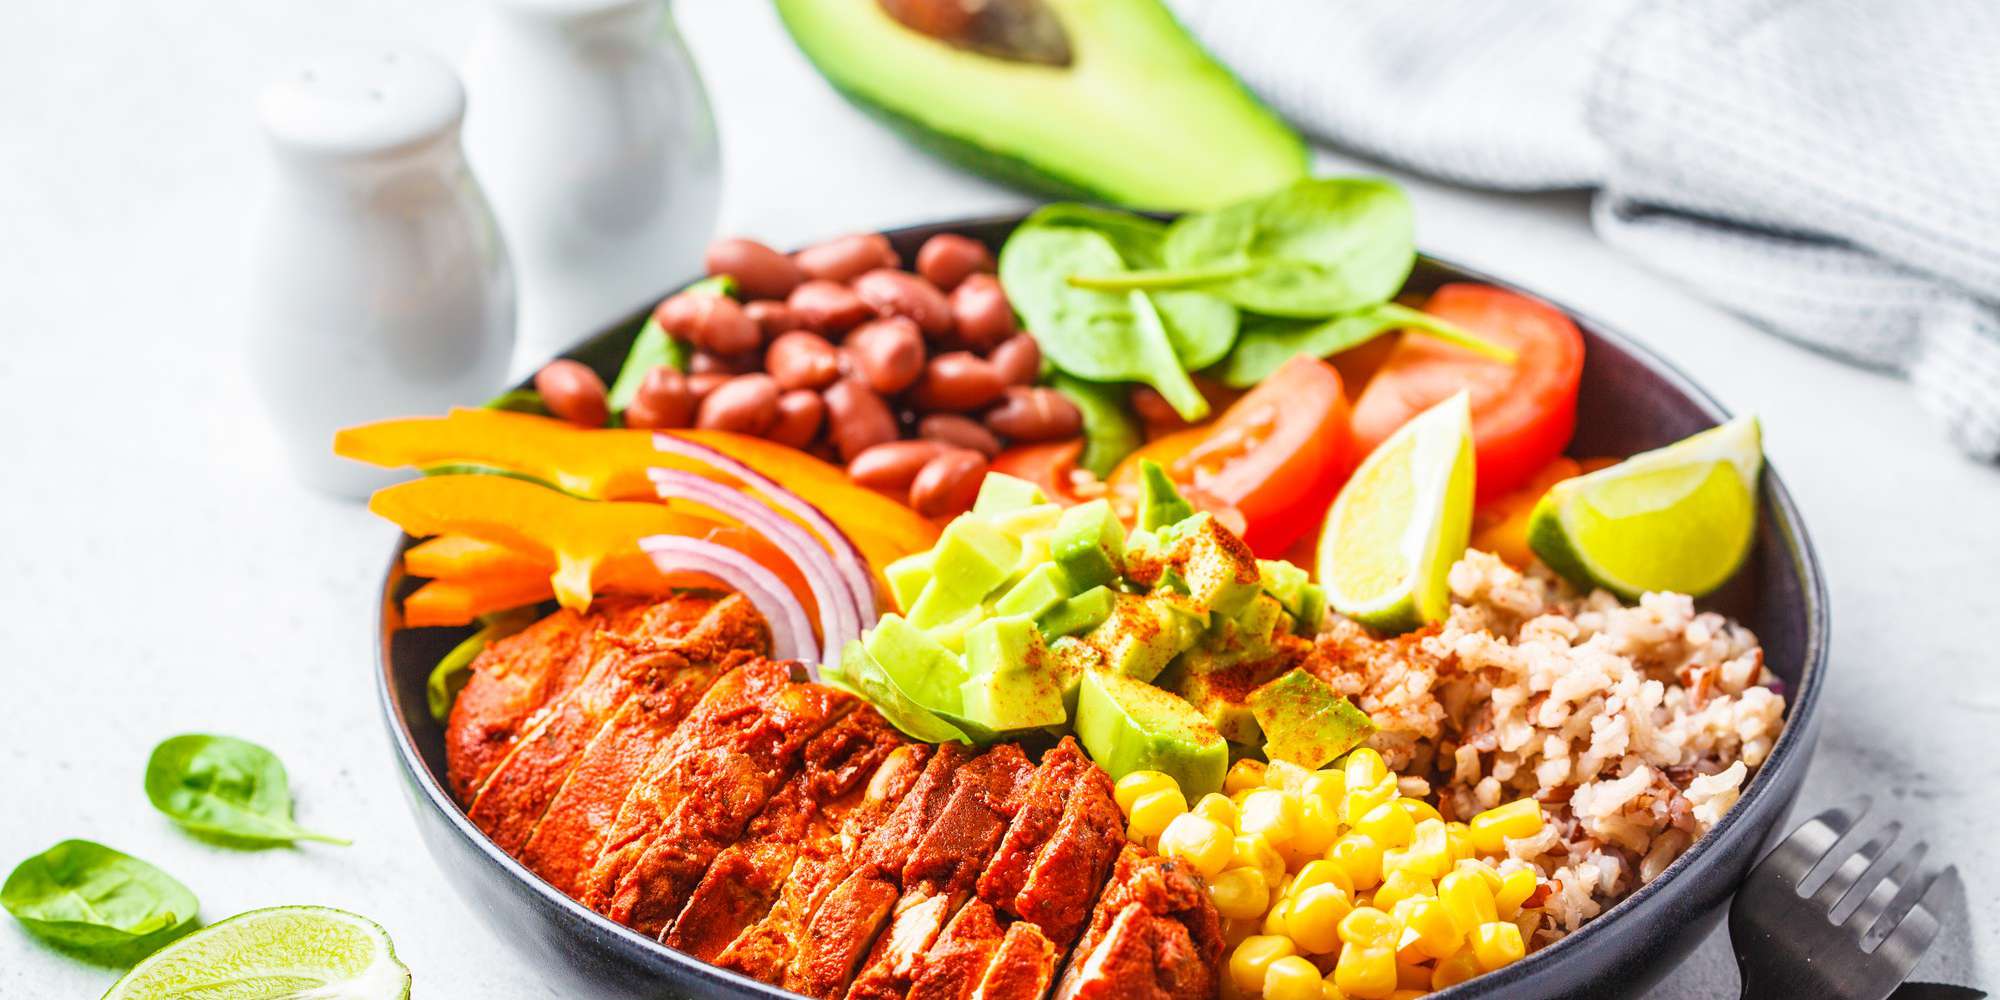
[246,48,516,498]
[462,0,721,375]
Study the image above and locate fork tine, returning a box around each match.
[1852,840,1929,949]
[1868,865,1959,977]
[1811,820,1902,919]
[1763,801,1865,890]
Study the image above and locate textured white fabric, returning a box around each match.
[1169,0,2000,460]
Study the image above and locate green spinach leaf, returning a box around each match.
[1049,373,1143,478]
[426,607,541,722]
[607,273,732,414]
[144,736,349,847]
[482,388,549,415]
[1019,203,1170,268]
[1072,177,1417,318]
[998,223,1210,421]
[1211,302,1514,387]
[2,840,198,961]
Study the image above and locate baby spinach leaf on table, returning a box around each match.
[998,223,1210,421]
[1210,302,1514,388]
[427,607,541,722]
[1049,373,1143,478]
[144,735,350,847]
[2,840,198,961]
[1071,177,1417,319]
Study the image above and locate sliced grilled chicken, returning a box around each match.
[971,922,1059,1000]
[1051,845,1224,1000]
[906,900,1009,1000]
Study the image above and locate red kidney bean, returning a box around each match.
[788,280,873,333]
[987,333,1041,386]
[744,300,807,339]
[984,386,1082,442]
[533,360,609,427]
[794,233,898,283]
[846,439,948,495]
[908,448,988,517]
[852,268,951,338]
[909,352,1006,411]
[764,331,841,391]
[621,365,695,429]
[844,317,926,395]
[686,372,729,401]
[767,389,825,449]
[654,292,699,334]
[917,413,1001,457]
[947,273,1015,351]
[687,350,758,376]
[822,378,899,462]
[915,233,994,291]
[705,237,805,300]
[696,373,780,435]
[658,292,759,356]
[1128,384,1189,430]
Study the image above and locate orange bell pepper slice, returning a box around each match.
[1471,456,1618,568]
[404,535,546,581]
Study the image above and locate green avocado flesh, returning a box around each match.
[774,0,1307,211]
[1077,669,1227,797]
[1248,668,1375,770]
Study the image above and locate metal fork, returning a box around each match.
[1730,799,1963,999]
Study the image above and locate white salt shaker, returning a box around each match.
[247,48,516,497]
[462,0,721,375]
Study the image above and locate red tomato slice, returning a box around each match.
[1351,284,1585,502]
[990,439,1087,506]
[1110,355,1356,558]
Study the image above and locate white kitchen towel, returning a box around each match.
[1169,0,2000,461]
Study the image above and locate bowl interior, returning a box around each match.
[376,219,1827,998]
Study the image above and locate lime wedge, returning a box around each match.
[1317,392,1475,632]
[103,906,411,1000]
[1528,415,1761,599]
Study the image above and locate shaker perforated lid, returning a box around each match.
[258,47,466,158]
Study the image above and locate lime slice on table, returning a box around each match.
[1317,392,1476,632]
[1528,415,1761,599]
[103,906,411,1000]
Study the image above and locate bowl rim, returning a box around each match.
[373,214,1830,998]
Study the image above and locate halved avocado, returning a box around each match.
[775,0,1307,210]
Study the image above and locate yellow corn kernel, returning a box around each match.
[1194,792,1241,830]
[1471,921,1526,971]
[1469,799,1544,855]
[1284,883,1353,954]
[1229,935,1298,995]
[1396,895,1463,960]
[1264,894,1296,936]
[1438,869,1499,935]
[1326,832,1385,891]
[1337,906,1399,948]
[1342,748,1387,789]
[1210,867,1273,922]
[1301,769,1347,808]
[1236,835,1288,883]
[1394,797,1442,825]
[1340,778,1398,826]
[1266,758,1312,791]
[1494,867,1538,919]
[1353,802,1416,849]
[1430,949,1483,989]
[1115,770,1179,815]
[1333,943,1398,999]
[1290,859,1356,899]
[1128,788,1189,840]
[1293,793,1342,857]
[1241,789,1301,848]
[1395,962,1431,990]
[1321,981,1349,1000]
[1453,859,1504,892]
[1223,916,1261,951]
[1398,820,1452,880]
[1445,822,1475,863]
[1372,868,1435,912]
[1263,955,1324,1000]
[1160,813,1235,878]
[1225,758,1269,795]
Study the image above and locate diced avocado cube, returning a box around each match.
[1249,668,1376,770]
[957,617,1066,732]
[1047,636,1100,716]
[1038,585,1116,638]
[841,639,971,744]
[1084,592,1204,684]
[1136,459,1195,531]
[1159,662,1265,746]
[1292,584,1326,636]
[906,579,981,630]
[926,608,987,655]
[973,472,1047,514]
[1159,513,1260,616]
[994,563,1074,620]
[1075,669,1227,798]
[930,517,1022,601]
[864,614,969,716]
[1257,558,1326,635]
[885,551,936,612]
[990,503,1064,540]
[1053,499,1126,591]
[1182,592,1285,674]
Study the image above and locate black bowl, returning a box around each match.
[376,215,1829,1000]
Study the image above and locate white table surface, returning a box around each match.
[1,1,1992,997]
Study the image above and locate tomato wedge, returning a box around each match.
[1351,284,1585,502]
[990,439,1088,506]
[1110,355,1356,558]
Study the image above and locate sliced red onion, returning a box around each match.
[638,534,818,671]
[652,433,879,623]
[646,466,859,661]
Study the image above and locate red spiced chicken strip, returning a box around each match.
[1052,845,1225,1000]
